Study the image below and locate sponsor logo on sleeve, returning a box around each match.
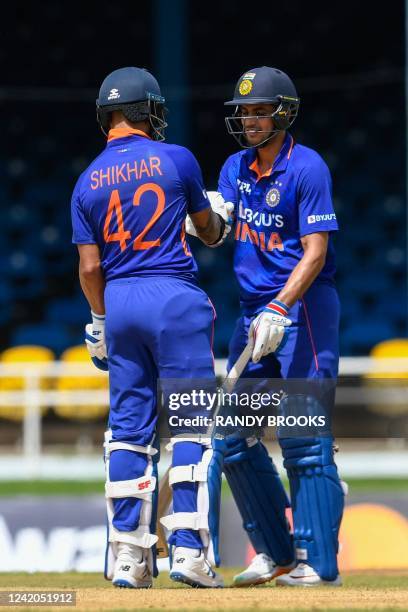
[307,213,336,224]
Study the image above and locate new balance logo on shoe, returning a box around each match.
[175,558,185,563]
[119,565,131,572]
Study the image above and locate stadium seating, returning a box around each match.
[0,2,405,358]
[0,345,54,420]
[11,324,73,356]
[369,338,408,378]
[54,345,109,420]
[364,339,408,420]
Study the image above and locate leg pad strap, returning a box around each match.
[160,512,208,532]
[169,464,208,486]
[109,524,158,548]
[105,476,156,499]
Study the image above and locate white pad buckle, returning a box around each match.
[160,511,209,532]
[105,475,157,500]
[104,440,158,458]
[169,464,207,486]
[165,436,211,451]
[109,525,158,549]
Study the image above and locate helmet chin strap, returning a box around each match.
[254,129,281,149]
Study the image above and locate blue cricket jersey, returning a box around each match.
[71,128,210,281]
[218,133,339,314]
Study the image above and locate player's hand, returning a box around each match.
[185,191,235,242]
[85,312,108,371]
[249,300,292,363]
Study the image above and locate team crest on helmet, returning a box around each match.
[107,88,120,100]
[239,79,253,95]
[265,187,280,208]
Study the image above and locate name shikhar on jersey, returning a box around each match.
[90,156,163,190]
[71,129,211,282]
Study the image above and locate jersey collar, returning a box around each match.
[107,128,151,142]
[248,133,295,180]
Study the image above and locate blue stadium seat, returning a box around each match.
[11,324,72,356]
[46,296,89,326]
[341,319,397,355]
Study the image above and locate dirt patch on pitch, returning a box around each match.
[74,586,408,611]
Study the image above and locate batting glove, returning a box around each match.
[185,191,234,246]
[249,300,292,363]
[85,311,108,371]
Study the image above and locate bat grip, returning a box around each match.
[222,341,252,393]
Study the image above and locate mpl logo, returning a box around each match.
[307,213,336,224]
[107,88,120,101]
[237,179,252,195]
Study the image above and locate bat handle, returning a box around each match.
[223,341,252,392]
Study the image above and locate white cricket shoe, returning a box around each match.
[276,563,342,587]
[169,547,223,588]
[233,553,294,587]
[112,543,152,589]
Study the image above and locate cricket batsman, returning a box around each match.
[187,66,345,586]
[71,66,233,588]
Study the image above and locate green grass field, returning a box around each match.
[0,477,407,497]
[0,571,407,611]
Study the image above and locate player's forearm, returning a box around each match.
[79,262,106,315]
[276,252,325,308]
[193,210,225,245]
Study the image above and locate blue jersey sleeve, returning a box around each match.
[71,175,97,244]
[172,147,210,215]
[218,155,239,205]
[297,156,339,236]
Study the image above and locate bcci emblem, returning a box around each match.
[265,187,280,208]
[239,79,253,96]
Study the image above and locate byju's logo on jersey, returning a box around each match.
[307,213,337,224]
[265,187,280,208]
[107,88,120,101]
